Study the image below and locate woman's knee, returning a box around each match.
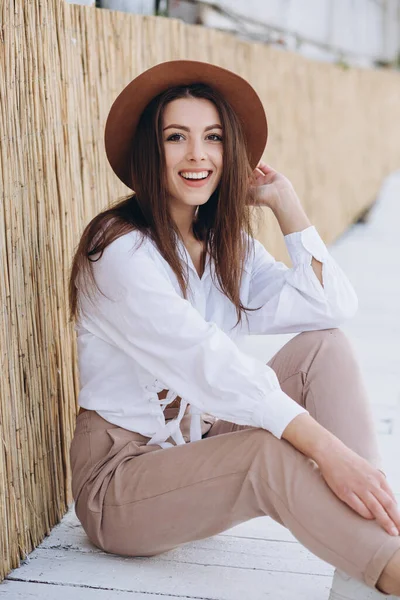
[295,327,348,346]
[268,328,358,400]
[294,328,357,362]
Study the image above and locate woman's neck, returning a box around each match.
[169,202,198,244]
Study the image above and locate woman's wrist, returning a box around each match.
[281,413,344,464]
[270,189,312,236]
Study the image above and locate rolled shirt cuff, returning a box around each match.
[285,225,329,266]
[259,388,309,439]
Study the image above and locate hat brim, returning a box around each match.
[104,60,268,189]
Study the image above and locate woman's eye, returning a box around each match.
[166,133,223,142]
[207,134,223,142]
[166,133,184,142]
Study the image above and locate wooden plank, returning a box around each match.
[0,580,193,599]
[36,510,328,576]
[36,536,331,575]
[5,548,333,600]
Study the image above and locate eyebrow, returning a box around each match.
[163,124,223,132]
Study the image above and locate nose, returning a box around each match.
[186,137,207,162]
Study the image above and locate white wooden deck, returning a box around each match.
[1,172,399,599]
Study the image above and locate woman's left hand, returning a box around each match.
[249,161,297,211]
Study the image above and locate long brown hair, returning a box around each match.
[68,83,262,328]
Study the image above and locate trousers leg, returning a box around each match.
[207,328,381,467]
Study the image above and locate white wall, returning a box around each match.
[99,0,154,14]
[192,0,400,67]
[65,0,95,5]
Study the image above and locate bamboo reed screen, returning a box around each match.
[1,0,400,581]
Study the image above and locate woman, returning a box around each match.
[68,60,400,599]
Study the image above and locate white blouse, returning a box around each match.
[76,225,358,448]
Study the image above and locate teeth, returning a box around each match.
[180,171,209,180]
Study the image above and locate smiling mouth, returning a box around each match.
[179,170,212,181]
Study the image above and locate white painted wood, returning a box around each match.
[0,580,193,599]
[36,530,331,575]
[5,548,333,599]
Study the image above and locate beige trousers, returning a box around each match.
[69,329,400,590]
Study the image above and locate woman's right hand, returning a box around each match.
[315,440,400,536]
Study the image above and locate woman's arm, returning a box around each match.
[245,228,358,334]
[250,161,327,286]
[267,186,324,287]
[245,163,358,335]
[282,413,400,537]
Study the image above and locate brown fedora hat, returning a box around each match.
[104,60,268,190]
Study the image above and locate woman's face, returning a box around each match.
[162,97,223,210]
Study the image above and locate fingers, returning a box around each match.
[374,487,400,531]
[251,163,276,187]
[380,475,398,504]
[256,161,275,174]
[364,490,400,536]
[333,466,400,537]
[252,168,265,179]
[345,492,374,520]
[345,487,400,537]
